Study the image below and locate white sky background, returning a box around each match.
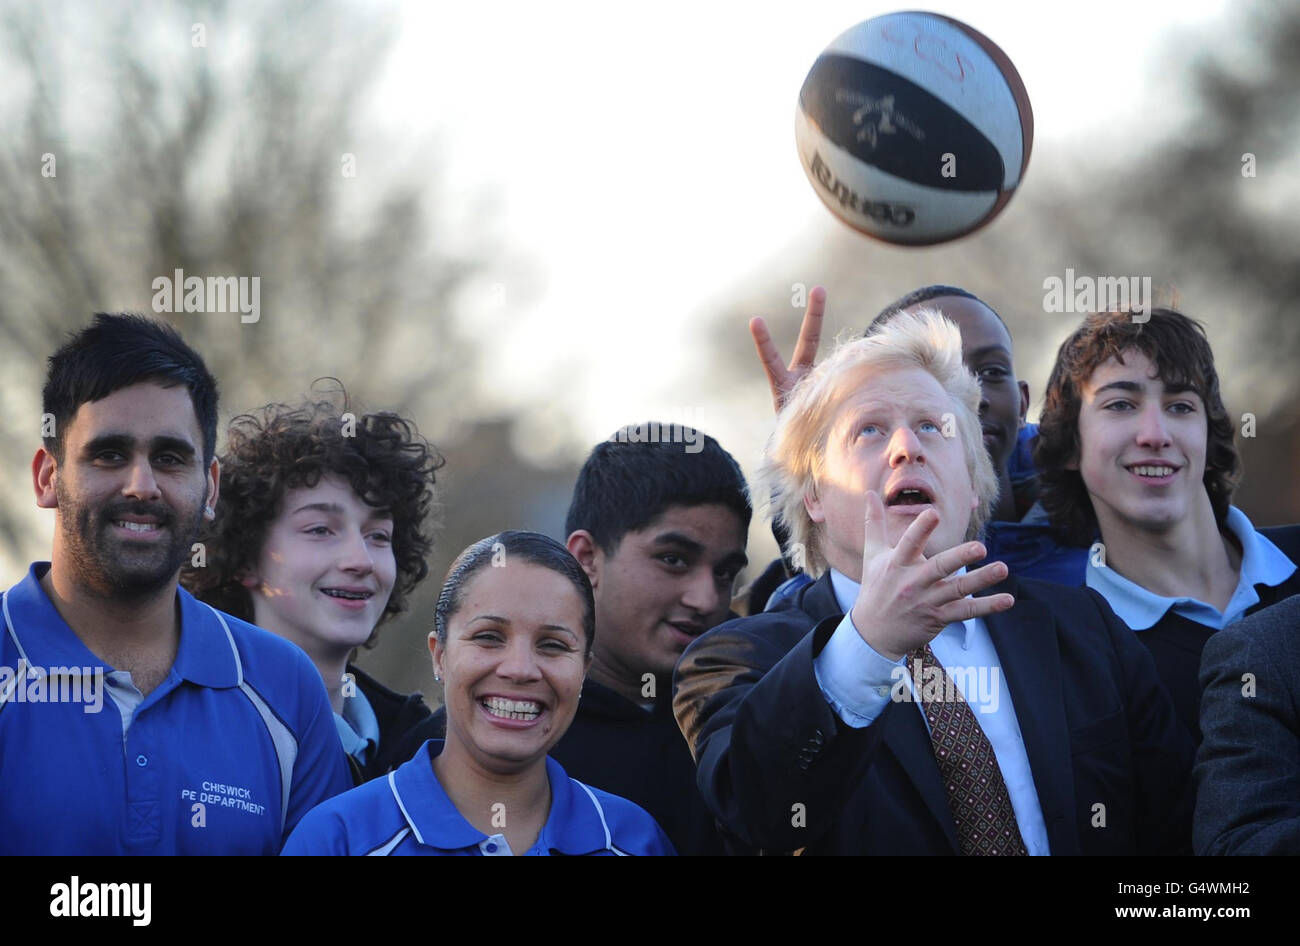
[378,0,1230,464]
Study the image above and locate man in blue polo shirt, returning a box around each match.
[0,313,352,854]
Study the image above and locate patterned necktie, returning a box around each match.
[908,643,1028,856]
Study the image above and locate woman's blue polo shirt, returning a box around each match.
[282,740,676,856]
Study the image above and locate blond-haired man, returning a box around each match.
[673,310,1193,855]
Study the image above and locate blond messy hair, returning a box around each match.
[753,308,998,578]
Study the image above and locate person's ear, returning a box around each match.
[566,531,602,590]
[1017,381,1030,427]
[237,568,260,590]
[33,447,58,509]
[429,633,445,683]
[803,482,825,525]
[204,456,220,520]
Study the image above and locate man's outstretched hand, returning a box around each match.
[750,285,826,414]
[850,491,1014,661]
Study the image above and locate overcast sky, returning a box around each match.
[377,0,1231,458]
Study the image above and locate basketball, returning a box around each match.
[795,11,1034,246]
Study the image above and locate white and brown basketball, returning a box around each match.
[796,11,1034,246]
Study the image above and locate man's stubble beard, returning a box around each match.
[56,479,205,601]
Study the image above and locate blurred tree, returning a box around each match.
[1034,2,1300,524]
[0,0,481,560]
[0,0,581,696]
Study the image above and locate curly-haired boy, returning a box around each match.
[184,387,443,784]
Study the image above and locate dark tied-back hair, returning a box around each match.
[184,384,443,643]
[434,531,596,655]
[43,312,220,462]
[564,425,752,554]
[1035,307,1239,546]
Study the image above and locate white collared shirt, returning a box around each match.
[813,568,1050,855]
[335,686,379,768]
[1086,505,1298,631]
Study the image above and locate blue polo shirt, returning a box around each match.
[335,687,380,768]
[0,563,353,855]
[1086,506,1298,631]
[282,740,676,856]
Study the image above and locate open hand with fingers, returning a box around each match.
[851,490,1014,661]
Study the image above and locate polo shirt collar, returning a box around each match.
[335,687,379,765]
[390,740,623,855]
[174,584,244,687]
[3,562,243,689]
[536,758,628,855]
[1085,506,1298,631]
[4,564,104,671]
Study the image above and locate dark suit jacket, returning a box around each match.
[673,572,1194,855]
[1194,594,1300,854]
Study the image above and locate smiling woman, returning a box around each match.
[282,531,676,856]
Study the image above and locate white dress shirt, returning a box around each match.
[813,568,1050,855]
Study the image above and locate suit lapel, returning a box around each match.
[797,573,843,623]
[881,700,962,852]
[795,571,961,852]
[803,571,961,851]
[983,581,1078,855]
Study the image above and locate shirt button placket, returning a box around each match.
[125,713,162,847]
